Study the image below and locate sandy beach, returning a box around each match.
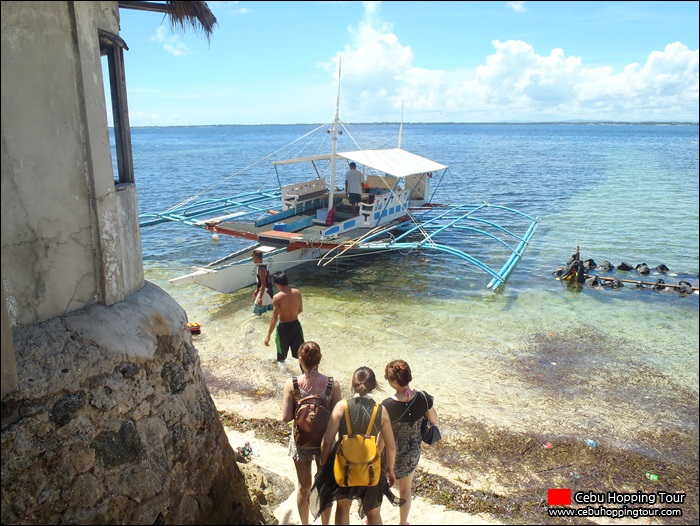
[197,321,697,526]
[221,411,501,525]
[202,335,512,525]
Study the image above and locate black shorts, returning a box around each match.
[275,319,304,361]
[349,193,362,205]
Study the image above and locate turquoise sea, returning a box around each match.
[133,123,698,485]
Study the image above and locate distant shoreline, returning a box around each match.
[124,121,699,129]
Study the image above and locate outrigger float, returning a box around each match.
[139,76,540,294]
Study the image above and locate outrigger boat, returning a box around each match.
[139,87,540,294]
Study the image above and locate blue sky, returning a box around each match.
[115,1,699,125]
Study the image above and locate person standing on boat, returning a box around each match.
[345,161,364,216]
[381,359,438,526]
[264,271,305,366]
[252,249,274,315]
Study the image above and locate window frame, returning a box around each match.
[99,29,134,185]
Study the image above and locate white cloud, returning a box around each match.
[321,1,417,120]
[221,1,250,16]
[506,1,527,13]
[327,4,699,122]
[127,110,168,126]
[151,26,189,57]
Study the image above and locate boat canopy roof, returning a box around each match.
[273,147,448,178]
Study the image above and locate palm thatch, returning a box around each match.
[118,1,218,43]
[166,1,217,43]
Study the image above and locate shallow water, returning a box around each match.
[136,123,699,469]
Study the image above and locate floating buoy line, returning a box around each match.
[554,247,698,296]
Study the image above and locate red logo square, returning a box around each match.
[548,488,572,506]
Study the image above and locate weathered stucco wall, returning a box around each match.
[117,185,146,295]
[1,282,269,525]
[1,0,143,329]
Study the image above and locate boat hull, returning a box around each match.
[170,245,330,294]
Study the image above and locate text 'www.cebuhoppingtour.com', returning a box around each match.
[546,489,685,519]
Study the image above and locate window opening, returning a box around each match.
[99,29,134,185]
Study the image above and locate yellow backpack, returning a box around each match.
[333,400,381,487]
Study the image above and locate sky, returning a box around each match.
[114,1,699,125]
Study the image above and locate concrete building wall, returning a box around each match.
[1,0,143,330]
[1,284,18,397]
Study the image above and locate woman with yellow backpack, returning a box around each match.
[309,366,403,524]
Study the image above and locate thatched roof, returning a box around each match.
[118,1,218,43]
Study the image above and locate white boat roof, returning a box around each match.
[338,148,448,178]
[273,148,447,178]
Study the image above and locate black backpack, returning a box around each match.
[293,376,333,449]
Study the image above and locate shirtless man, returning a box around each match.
[264,271,304,364]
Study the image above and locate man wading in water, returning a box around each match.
[264,271,304,369]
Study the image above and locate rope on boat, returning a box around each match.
[318,225,388,267]
[164,123,330,213]
[554,246,698,296]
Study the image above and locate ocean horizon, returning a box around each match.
[125,120,699,128]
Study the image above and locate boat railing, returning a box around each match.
[281,178,329,211]
[359,188,411,226]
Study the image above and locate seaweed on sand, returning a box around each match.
[418,420,698,525]
[219,410,698,525]
[219,409,290,446]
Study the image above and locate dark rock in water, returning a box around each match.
[585,276,600,288]
[655,264,670,273]
[653,279,666,291]
[599,261,615,272]
[635,263,650,275]
[618,262,633,271]
[678,281,693,296]
[633,281,647,290]
[583,259,597,269]
[602,277,623,288]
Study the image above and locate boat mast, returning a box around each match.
[398,99,404,148]
[327,58,342,211]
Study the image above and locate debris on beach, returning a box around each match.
[235,441,254,463]
[219,410,289,446]
[187,321,202,334]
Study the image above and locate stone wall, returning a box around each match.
[1,282,272,525]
